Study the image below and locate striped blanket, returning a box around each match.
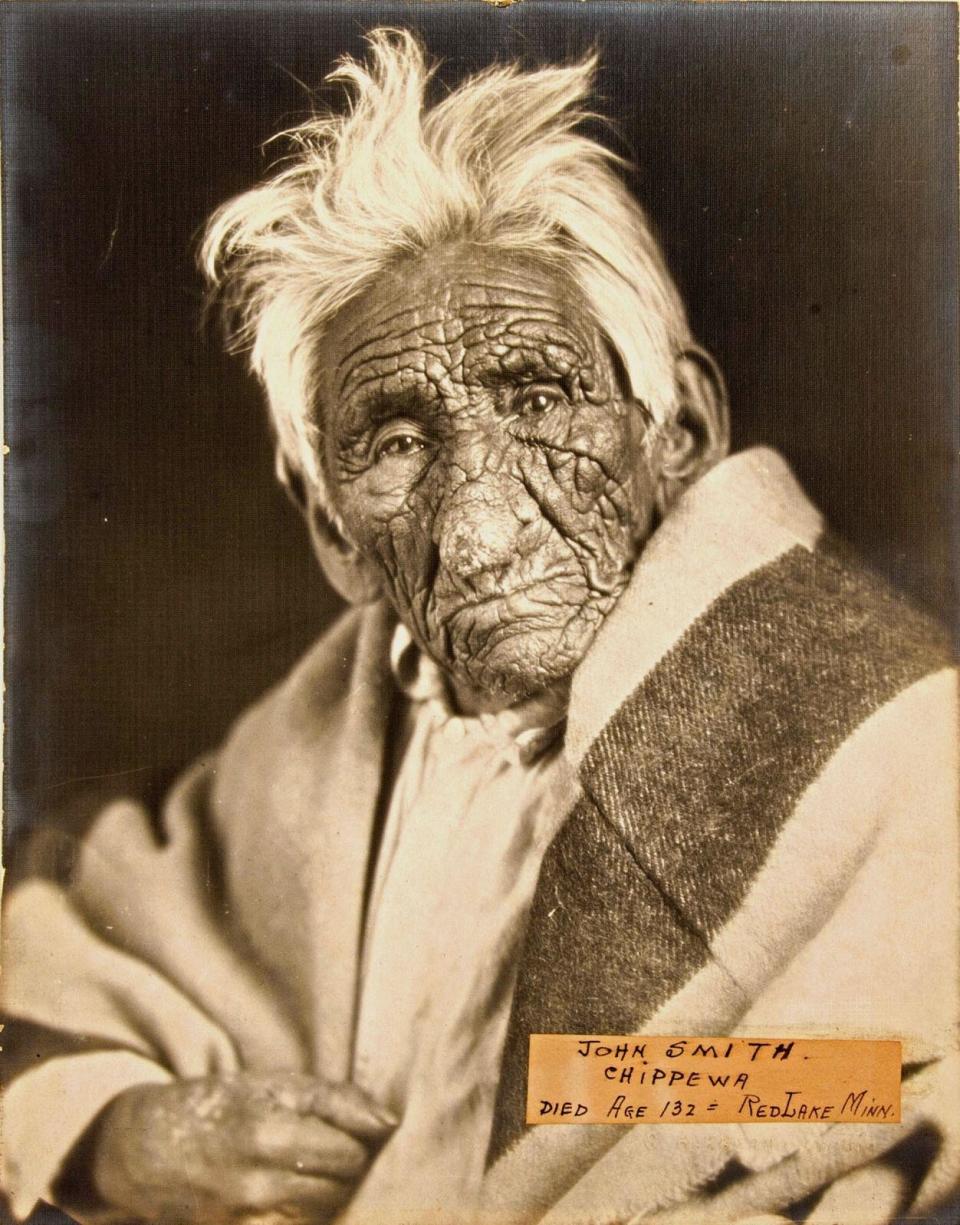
[3,447,957,1224]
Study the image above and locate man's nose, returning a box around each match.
[436,478,536,582]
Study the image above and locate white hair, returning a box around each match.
[200,28,692,511]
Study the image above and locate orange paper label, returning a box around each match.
[527,1035,901,1125]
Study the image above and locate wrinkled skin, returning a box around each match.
[316,244,667,711]
[79,1073,394,1224]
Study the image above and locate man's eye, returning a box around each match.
[517,384,566,415]
[372,429,428,462]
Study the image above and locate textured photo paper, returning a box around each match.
[2,3,958,1223]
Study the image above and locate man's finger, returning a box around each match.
[300,1081,399,1140]
[248,1113,372,1180]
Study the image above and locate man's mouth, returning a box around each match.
[434,568,582,618]
[430,577,591,654]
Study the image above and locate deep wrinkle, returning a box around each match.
[319,244,661,712]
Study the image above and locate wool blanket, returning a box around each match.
[2,447,957,1225]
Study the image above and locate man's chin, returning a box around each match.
[443,624,588,712]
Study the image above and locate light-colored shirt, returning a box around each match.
[343,624,572,1222]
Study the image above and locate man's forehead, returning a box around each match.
[348,242,579,323]
[323,244,598,399]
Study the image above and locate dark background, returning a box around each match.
[3,0,959,860]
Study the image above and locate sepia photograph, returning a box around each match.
[2,2,958,1223]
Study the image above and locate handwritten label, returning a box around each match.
[527,1036,901,1125]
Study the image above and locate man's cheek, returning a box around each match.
[347,468,418,527]
[518,453,634,559]
[368,511,437,608]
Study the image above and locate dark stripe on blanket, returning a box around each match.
[489,541,952,1164]
[581,539,952,941]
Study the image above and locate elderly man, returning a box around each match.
[3,29,957,1225]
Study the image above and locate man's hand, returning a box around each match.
[87,1073,397,1224]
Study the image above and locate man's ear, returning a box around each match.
[655,345,730,516]
[278,454,383,606]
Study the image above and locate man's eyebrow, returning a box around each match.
[467,321,589,366]
[474,347,574,374]
[337,382,438,434]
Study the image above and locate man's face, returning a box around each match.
[318,244,663,708]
